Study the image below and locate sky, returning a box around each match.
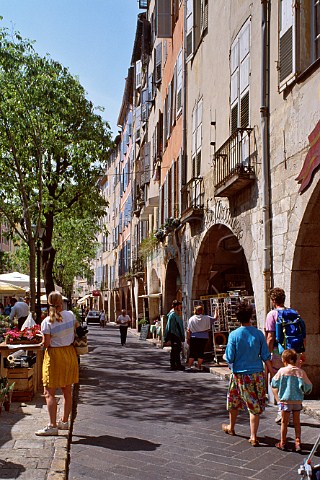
[0,0,141,136]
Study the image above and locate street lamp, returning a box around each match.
[36,227,45,324]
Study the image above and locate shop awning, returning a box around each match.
[138,293,162,298]
[77,294,92,305]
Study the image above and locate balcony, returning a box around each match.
[181,177,205,224]
[214,128,255,198]
[132,257,144,275]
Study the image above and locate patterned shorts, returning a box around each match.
[227,372,267,415]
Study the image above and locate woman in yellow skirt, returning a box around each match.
[35,291,79,436]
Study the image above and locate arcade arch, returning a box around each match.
[164,259,182,314]
[192,224,253,306]
[291,186,320,396]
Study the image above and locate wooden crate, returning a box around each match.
[7,367,34,402]
[12,390,34,402]
[9,377,33,391]
[7,368,33,380]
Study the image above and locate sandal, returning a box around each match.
[221,424,235,436]
[275,442,287,451]
[294,442,302,453]
[248,438,259,447]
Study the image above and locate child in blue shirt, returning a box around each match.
[271,349,312,452]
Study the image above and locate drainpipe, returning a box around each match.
[260,0,272,318]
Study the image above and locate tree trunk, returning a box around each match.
[42,213,55,296]
[28,238,36,315]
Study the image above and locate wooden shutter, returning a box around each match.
[135,60,142,89]
[279,0,295,88]
[240,92,249,128]
[176,49,183,115]
[144,142,151,183]
[155,43,162,84]
[141,89,149,123]
[167,82,172,139]
[157,0,172,38]
[200,0,208,35]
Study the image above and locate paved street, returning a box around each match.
[69,325,320,480]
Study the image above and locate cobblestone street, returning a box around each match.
[69,325,320,480]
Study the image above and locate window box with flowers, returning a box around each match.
[164,217,181,232]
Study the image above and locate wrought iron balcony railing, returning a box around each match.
[181,177,205,223]
[214,128,255,198]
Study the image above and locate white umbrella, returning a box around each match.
[0,271,44,289]
[0,281,26,295]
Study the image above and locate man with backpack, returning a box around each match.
[265,287,306,424]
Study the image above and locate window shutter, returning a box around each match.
[279,0,295,88]
[144,142,151,183]
[135,60,142,89]
[178,151,183,214]
[141,88,149,123]
[171,162,175,217]
[200,0,208,35]
[231,104,238,133]
[186,0,194,60]
[163,96,168,146]
[172,66,177,126]
[148,74,154,101]
[135,106,141,142]
[176,49,183,115]
[157,0,172,38]
[155,43,162,84]
[164,175,169,220]
[240,91,249,128]
[196,98,203,155]
[167,83,172,139]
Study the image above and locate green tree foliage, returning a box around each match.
[52,215,102,298]
[0,27,112,310]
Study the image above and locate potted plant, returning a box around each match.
[154,228,166,243]
[0,377,15,412]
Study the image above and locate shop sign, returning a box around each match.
[205,200,243,240]
[199,293,228,300]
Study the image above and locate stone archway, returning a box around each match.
[192,223,253,308]
[164,260,181,314]
[291,185,320,397]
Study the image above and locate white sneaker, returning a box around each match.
[275,413,282,425]
[35,425,58,436]
[57,420,69,430]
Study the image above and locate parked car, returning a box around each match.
[85,310,101,324]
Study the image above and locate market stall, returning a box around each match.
[193,291,256,363]
[0,342,43,401]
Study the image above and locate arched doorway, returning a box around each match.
[193,224,253,299]
[291,185,320,397]
[164,260,181,314]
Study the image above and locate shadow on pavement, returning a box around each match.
[75,325,228,426]
[72,434,161,451]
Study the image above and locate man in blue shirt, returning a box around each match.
[164,300,185,371]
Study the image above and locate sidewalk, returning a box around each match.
[0,393,69,480]
[0,329,319,480]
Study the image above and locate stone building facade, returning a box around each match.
[93,1,320,396]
